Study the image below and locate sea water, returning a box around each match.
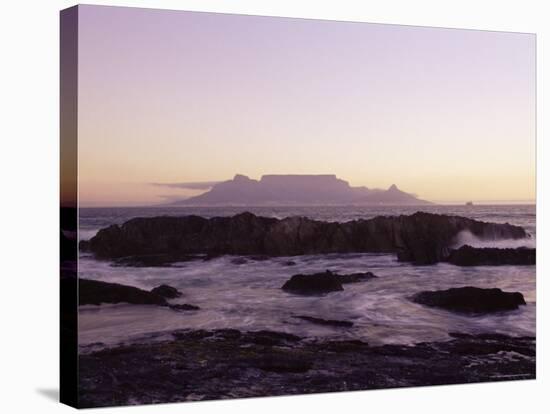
[77,205,535,349]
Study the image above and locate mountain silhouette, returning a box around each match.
[170,174,432,205]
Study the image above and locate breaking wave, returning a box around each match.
[453,230,535,249]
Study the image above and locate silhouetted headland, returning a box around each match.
[172,174,432,206]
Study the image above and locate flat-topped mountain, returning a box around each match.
[173,174,431,205]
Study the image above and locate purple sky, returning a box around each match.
[76,5,535,206]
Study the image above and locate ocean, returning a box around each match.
[77,205,536,350]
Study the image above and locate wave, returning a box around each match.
[452,230,535,249]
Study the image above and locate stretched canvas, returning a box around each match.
[60,5,536,408]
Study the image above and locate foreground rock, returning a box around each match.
[80,212,528,265]
[412,287,526,314]
[447,245,536,266]
[282,271,344,295]
[78,329,535,408]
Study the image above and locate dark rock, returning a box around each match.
[282,260,297,266]
[230,257,248,265]
[254,354,313,373]
[447,245,535,266]
[338,271,377,284]
[78,328,534,408]
[78,278,167,306]
[151,284,182,299]
[282,271,344,295]
[242,330,301,346]
[169,304,200,311]
[294,315,354,327]
[412,287,526,314]
[84,212,528,265]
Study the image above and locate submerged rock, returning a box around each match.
[151,284,182,299]
[294,315,354,327]
[169,304,200,311]
[78,279,167,306]
[412,287,526,314]
[82,212,528,265]
[282,271,344,295]
[446,245,535,266]
[338,271,377,284]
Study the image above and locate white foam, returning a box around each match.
[453,230,535,249]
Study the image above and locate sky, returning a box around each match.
[76,5,536,206]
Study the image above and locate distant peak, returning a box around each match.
[233,174,251,181]
[388,184,399,191]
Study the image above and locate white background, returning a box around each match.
[0,0,547,412]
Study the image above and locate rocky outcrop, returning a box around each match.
[78,279,167,306]
[76,279,200,311]
[151,284,182,299]
[78,328,535,408]
[282,271,344,295]
[81,211,529,265]
[446,245,536,266]
[412,287,526,314]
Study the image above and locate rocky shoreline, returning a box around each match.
[78,328,535,408]
[74,211,536,407]
[79,212,530,265]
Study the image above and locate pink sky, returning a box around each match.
[76,5,535,206]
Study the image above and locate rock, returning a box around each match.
[85,212,528,265]
[78,328,534,408]
[412,287,526,314]
[282,260,297,266]
[241,331,301,346]
[151,284,182,299]
[282,271,344,295]
[294,315,354,327]
[446,245,535,266]
[78,278,167,306]
[253,354,313,373]
[338,271,377,283]
[169,304,200,311]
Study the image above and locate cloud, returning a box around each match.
[150,181,221,190]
